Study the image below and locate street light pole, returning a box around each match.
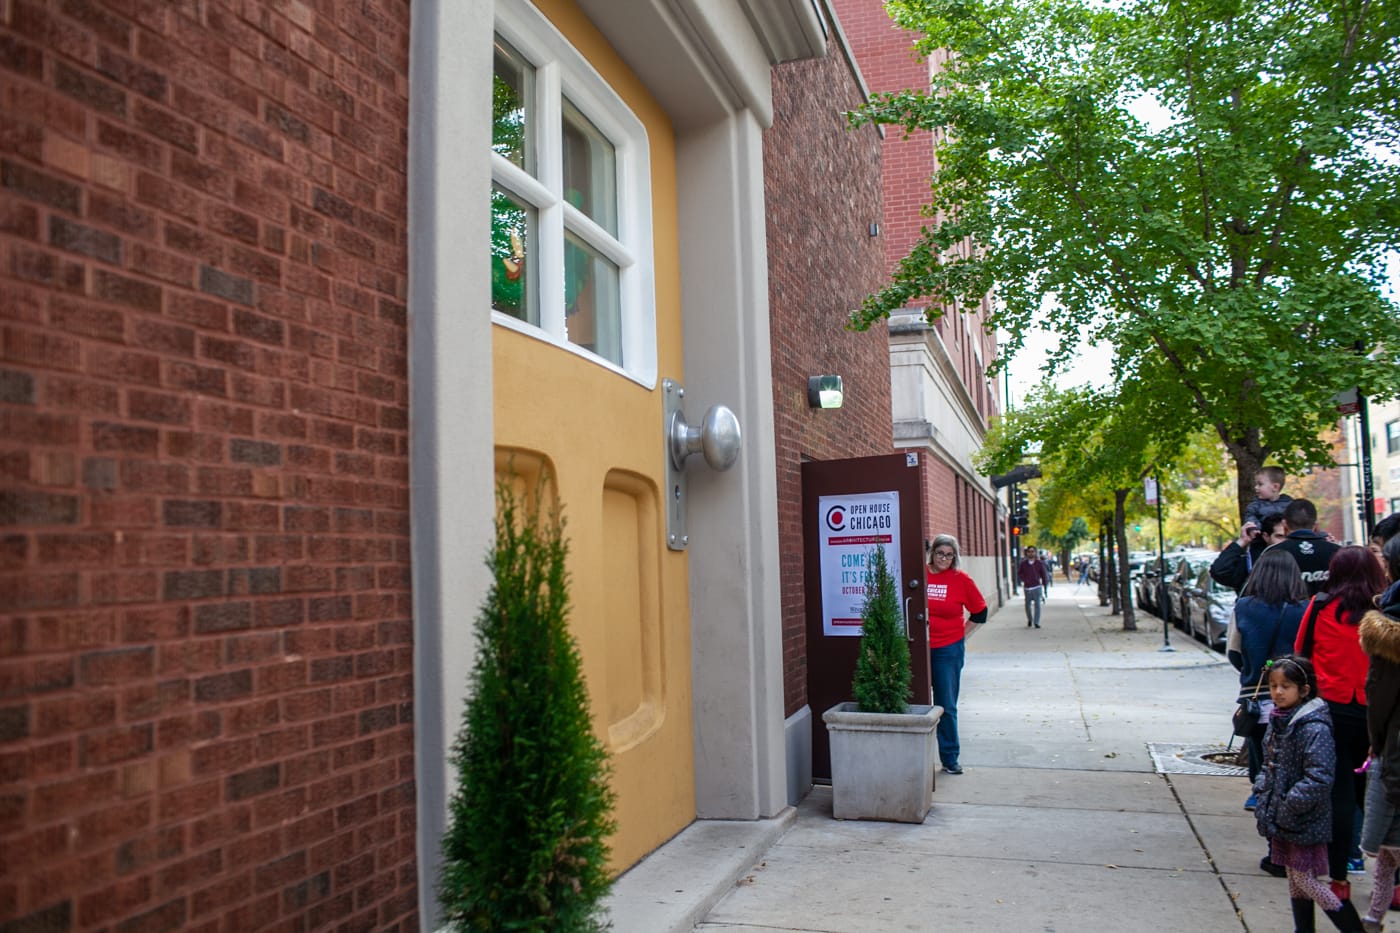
[1154,473,1173,652]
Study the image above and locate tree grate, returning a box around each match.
[1146,742,1249,777]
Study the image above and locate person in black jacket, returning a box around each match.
[1212,513,1287,595]
[1275,499,1343,596]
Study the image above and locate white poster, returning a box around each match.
[818,490,901,636]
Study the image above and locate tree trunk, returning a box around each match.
[1115,488,1136,631]
[1098,525,1110,607]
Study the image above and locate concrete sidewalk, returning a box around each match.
[608,582,1383,932]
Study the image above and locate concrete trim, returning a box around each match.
[602,809,797,933]
[784,705,813,806]
[406,1,496,929]
[677,110,788,821]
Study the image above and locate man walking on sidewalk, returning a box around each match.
[1019,546,1049,628]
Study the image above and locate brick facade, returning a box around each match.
[1,3,417,930]
[833,0,1002,577]
[764,24,889,719]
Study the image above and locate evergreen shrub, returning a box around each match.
[852,545,912,714]
[439,480,617,932]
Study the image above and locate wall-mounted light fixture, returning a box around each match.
[807,375,844,409]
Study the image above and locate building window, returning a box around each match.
[1386,420,1400,455]
[490,1,656,385]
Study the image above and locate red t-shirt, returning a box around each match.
[1295,597,1368,705]
[927,567,987,650]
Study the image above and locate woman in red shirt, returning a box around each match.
[926,534,988,775]
[1295,546,1389,896]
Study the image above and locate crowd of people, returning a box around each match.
[1213,467,1400,932]
[919,465,1400,931]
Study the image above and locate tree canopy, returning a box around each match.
[853,0,1400,516]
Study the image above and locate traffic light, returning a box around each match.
[1012,486,1030,534]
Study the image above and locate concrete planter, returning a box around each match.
[822,702,942,823]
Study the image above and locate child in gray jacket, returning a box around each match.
[1255,656,1364,931]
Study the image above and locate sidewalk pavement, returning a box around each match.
[606,580,1386,932]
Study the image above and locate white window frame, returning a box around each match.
[1386,419,1400,456]
[491,0,657,388]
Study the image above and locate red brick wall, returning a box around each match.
[765,31,890,719]
[0,3,416,931]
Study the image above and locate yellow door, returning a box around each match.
[489,0,692,871]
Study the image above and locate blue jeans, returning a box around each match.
[929,639,965,769]
[1023,585,1043,626]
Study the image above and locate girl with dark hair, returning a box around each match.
[1296,546,1390,906]
[1230,550,1310,850]
[1253,655,1363,930]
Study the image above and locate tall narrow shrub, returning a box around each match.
[439,481,617,932]
[852,545,912,714]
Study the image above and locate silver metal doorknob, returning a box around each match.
[668,404,741,471]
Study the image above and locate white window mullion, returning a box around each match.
[562,202,633,270]
[536,61,566,341]
[491,154,556,212]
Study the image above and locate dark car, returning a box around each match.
[1135,557,1167,614]
[1180,565,1236,650]
[1160,551,1216,629]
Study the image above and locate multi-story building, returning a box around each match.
[829,0,1007,601]
[1,1,967,930]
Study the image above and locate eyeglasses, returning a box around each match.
[932,551,955,559]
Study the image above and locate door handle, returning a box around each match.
[662,379,742,551]
[668,401,741,471]
[903,596,923,641]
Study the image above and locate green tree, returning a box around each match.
[852,0,1400,517]
[853,545,913,714]
[439,481,616,932]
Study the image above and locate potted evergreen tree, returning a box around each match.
[822,544,942,823]
[438,480,616,932]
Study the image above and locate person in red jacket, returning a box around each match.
[925,534,988,775]
[1295,546,1390,902]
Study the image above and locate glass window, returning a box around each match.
[491,187,535,323]
[564,231,620,362]
[1386,420,1400,455]
[562,98,617,235]
[488,6,655,383]
[492,39,532,170]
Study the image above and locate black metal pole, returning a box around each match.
[1156,474,1171,650]
[1359,393,1375,539]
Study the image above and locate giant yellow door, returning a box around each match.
[489,0,693,871]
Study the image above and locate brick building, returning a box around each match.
[0,0,914,931]
[762,12,891,802]
[830,0,1006,600]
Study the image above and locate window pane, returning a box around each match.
[565,231,621,364]
[562,97,617,235]
[493,38,532,171]
[492,187,536,324]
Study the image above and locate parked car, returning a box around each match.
[1136,556,1167,614]
[1180,565,1235,650]
[1160,551,1216,629]
[1128,551,1156,578]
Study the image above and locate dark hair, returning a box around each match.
[1241,549,1307,605]
[1384,535,1400,587]
[1373,513,1400,546]
[1282,498,1317,530]
[1259,466,1286,488]
[1267,654,1316,701]
[1260,513,1284,536]
[1322,546,1388,624]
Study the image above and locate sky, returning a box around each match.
[1002,326,1114,411]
